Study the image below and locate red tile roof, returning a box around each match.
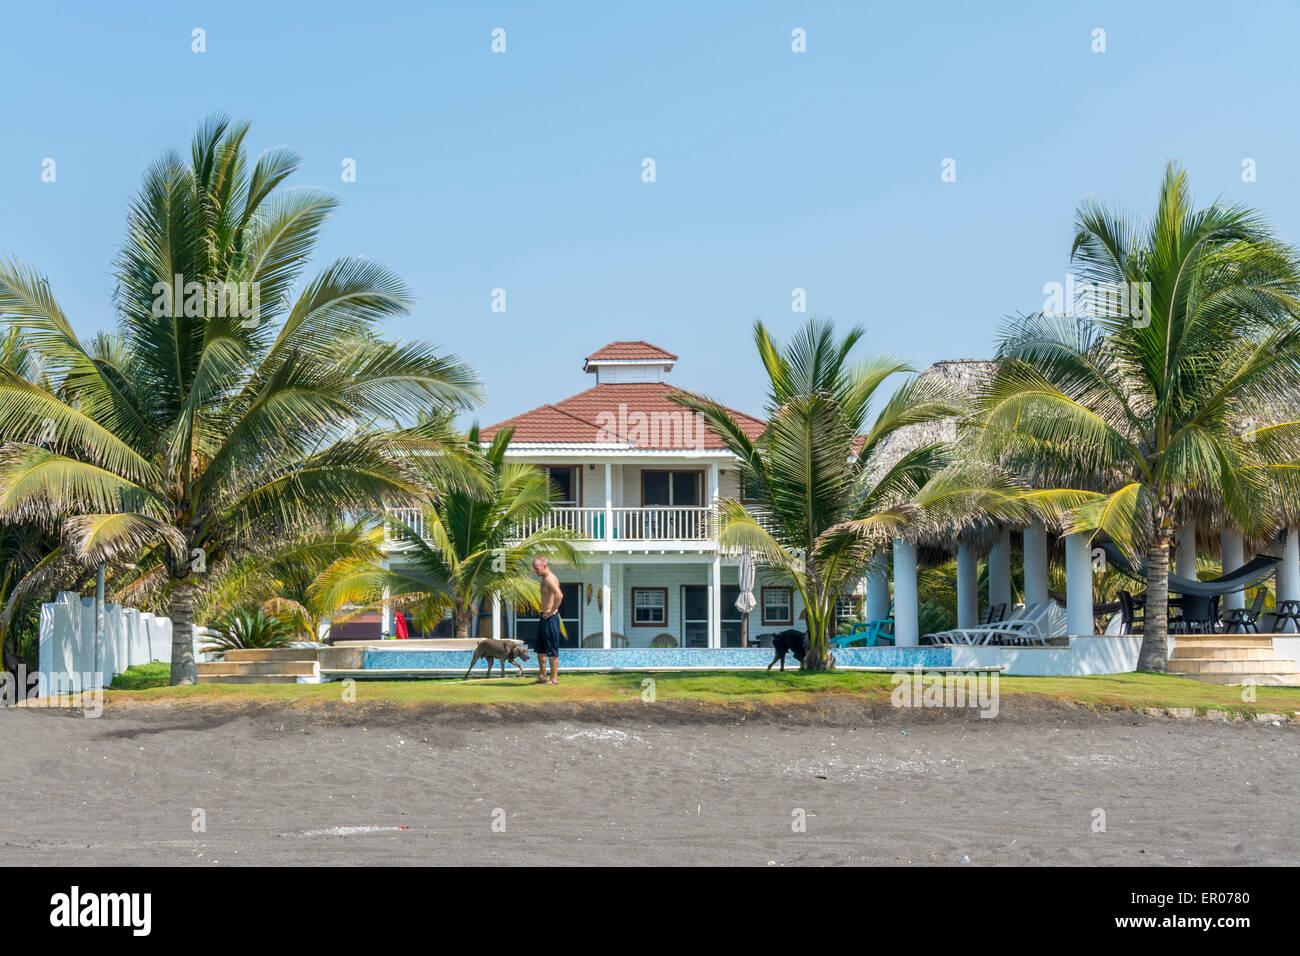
[584,341,678,363]
[479,383,765,450]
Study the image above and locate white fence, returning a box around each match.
[36,591,185,696]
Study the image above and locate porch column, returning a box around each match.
[1065,532,1093,636]
[988,529,1012,613]
[380,558,392,637]
[893,539,919,646]
[604,462,613,542]
[1175,526,1198,585]
[1023,521,1049,606]
[1278,528,1300,632]
[865,553,890,623]
[709,556,722,648]
[1221,529,1245,612]
[601,560,612,648]
[956,540,978,628]
[492,592,502,640]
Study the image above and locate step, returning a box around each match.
[219,648,321,662]
[196,674,306,684]
[1172,636,1276,648]
[1168,658,1299,675]
[1175,672,1300,687]
[197,661,318,677]
[1170,645,1282,661]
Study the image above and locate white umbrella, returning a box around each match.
[735,549,757,615]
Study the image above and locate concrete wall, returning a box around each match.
[949,636,1143,676]
[35,591,182,696]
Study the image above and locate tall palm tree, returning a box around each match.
[974,162,1300,670]
[674,319,1023,669]
[0,117,482,684]
[311,425,585,638]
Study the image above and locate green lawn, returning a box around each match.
[105,664,1300,718]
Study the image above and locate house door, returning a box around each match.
[680,584,742,648]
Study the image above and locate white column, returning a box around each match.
[492,593,501,639]
[893,539,919,646]
[865,553,890,622]
[380,558,393,637]
[1065,532,1094,636]
[602,560,612,648]
[1023,521,1049,607]
[710,555,722,648]
[988,530,1012,613]
[956,540,978,628]
[1175,526,1198,586]
[604,462,613,542]
[1279,528,1300,632]
[1221,529,1245,611]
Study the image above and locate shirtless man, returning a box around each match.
[532,556,563,685]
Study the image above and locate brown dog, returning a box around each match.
[464,639,531,679]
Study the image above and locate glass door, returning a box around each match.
[680,585,743,647]
[515,582,581,649]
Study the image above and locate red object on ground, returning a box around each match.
[394,612,409,639]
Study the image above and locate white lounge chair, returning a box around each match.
[925,603,1032,645]
[946,602,1063,646]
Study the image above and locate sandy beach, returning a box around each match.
[1,699,1295,866]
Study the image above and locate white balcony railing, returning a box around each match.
[385,506,715,547]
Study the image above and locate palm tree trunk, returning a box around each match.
[454,607,472,639]
[170,579,197,685]
[802,606,834,671]
[1139,539,1171,671]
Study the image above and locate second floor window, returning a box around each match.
[544,466,579,506]
[642,470,701,507]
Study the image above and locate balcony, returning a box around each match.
[383,506,715,549]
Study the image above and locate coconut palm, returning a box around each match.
[673,319,1026,669]
[974,162,1300,670]
[310,425,585,638]
[0,117,483,684]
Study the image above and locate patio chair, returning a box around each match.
[830,618,895,648]
[1223,589,1268,634]
[1264,599,1300,634]
[948,602,1062,646]
[582,632,628,648]
[1118,590,1144,635]
[650,633,678,648]
[927,603,1034,645]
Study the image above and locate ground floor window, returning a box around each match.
[681,584,743,647]
[631,587,667,626]
[515,582,581,649]
[762,586,793,625]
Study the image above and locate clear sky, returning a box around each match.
[3,1,1298,425]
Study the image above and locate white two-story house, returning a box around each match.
[456,340,811,650]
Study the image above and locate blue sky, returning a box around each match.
[3,1,1299,424]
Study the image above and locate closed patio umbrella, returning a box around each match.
[735,549,757,646]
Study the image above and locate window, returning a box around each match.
[641,470,702,506]
[544,466,579,506]
[632,588,668,627]
[739,469,761,503]
[762,587,793,626]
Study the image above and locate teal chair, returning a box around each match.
[829,618,894,648]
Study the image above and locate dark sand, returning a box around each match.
[1,698,1296,866]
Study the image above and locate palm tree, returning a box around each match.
[974,162,1300,670]
[674,319,1022,669]
[311,425,585,638]
[0,117,482,684]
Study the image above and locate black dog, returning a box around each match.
[464,638,531,679]
[766,629,809,671]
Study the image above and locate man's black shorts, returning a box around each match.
[535,613,561,657]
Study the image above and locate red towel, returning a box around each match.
[395,611,409,639]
